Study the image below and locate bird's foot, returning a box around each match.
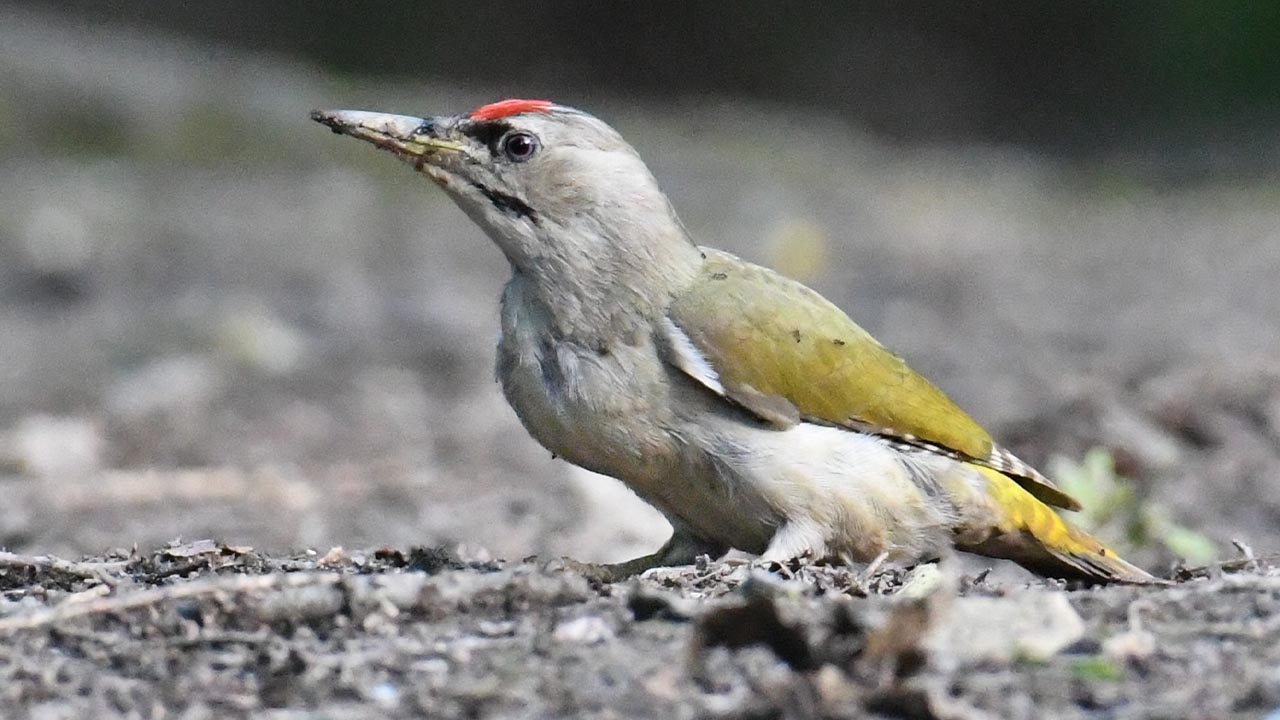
[546,532,727,584]
[857,550,891,586]
[544,554,664,584]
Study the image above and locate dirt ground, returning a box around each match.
[1,544,1278,719]
[2,8,1280,719]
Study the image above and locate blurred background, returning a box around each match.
[1,2,1277,573]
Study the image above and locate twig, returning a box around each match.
[1231,539,1257,569]
[0,552,128,585]
[1212,551,1277,575]
[0,571,344,634]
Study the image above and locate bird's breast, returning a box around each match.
[496,287,682,483]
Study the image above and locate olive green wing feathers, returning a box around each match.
[662,249,1081,511]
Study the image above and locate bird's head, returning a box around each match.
[312,100,698,292]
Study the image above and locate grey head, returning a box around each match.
[312,100,702,336]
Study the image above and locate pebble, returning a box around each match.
[552,615,613,645]
[925,592,1085,664]
[3,415,103,478]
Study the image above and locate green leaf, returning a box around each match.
[1071,656,1124,682]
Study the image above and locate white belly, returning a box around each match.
[695,420,965,561]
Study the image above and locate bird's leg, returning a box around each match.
[551,530,727,583]
[758,521,829,566]
[858,550,891,584]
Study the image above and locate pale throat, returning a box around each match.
[503,220,704,348]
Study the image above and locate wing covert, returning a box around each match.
[663,248,1081,511]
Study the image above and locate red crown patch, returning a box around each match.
[469,99,554,121]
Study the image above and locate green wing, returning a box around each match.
[664,249,1080,511]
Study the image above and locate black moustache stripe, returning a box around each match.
[471,181,538,223]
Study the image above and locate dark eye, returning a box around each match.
[502,132,539,162]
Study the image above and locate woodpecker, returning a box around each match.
[312,100,1154,584]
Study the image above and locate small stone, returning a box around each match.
[162,539,220,558]
[413,657,450,677]
[1103,629,1157,661]
[813,665,858,709]
[107,354,224,419]
[252,584,345,623]
[640,666,683,701]
[216,304,308,375]
[925,592,1084,664]
[317,547,349,566]
[3,415,103,478]
[552,615,613,644]
[20,202,93,275]
[896,563,947,599]
[369,682,399,709]
[477,620,517,637]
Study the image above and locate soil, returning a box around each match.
[2,8,1280,719]
[1,545,1278,719]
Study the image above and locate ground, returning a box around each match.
[2,8,1280,719]
[2,545,1278,719]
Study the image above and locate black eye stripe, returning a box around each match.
[459,120,510,150]
[459,121,541,162]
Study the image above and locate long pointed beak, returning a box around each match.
[310,109,465,163]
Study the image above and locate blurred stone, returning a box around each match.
[107,354,224,418]
[215,304,308,376]
[366,682,399,710]
[318,546,349,566]
[20,202,93,276]
[252,583,345,623]
[161,538,220,559]
[813,665,859,711]
[3,415,103,478]
[925,592,1084,664]
[896,563,949,599]
[1103,627,1157,661]
[640,665,684,702]
[476,620,517,638]
[552,615,613,645]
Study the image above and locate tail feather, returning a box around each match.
[1045,523,1157,584]
[962,466,1159,584]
